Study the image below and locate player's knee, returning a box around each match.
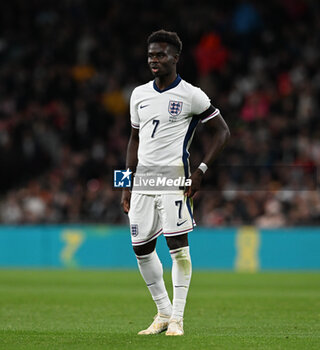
[166,233,189,250]
[133,245,149,256]
[133,240,156,256]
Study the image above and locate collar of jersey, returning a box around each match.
[153,74,182,93]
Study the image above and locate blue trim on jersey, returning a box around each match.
[186,197,194,223]
[182,115,199,178]
[182,116,198,226]
[153,74,182,93]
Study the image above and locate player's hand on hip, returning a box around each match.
[121,189,131,214]
[184,169,204,198]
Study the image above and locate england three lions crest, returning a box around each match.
[168,100,183,118]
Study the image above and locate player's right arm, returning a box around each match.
[121,127,139,214]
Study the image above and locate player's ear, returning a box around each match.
[174,53,179,64]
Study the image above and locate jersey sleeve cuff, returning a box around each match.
[131,122,140,129]
[201,108,220,123]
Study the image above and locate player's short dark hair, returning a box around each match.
[147,30,182,55]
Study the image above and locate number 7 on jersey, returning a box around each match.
[151,119,159,138]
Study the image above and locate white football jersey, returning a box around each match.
[130,75,219,192]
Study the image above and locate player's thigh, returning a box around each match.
[128,193,162,247]
[159,193,193,237]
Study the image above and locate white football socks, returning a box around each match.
[170,246,192,321]
[136,250,172,317]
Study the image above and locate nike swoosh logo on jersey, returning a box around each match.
[140,104,149,109]
[177,220,187,226]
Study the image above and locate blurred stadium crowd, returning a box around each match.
[0,0,319,226]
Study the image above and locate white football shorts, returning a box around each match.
[128,192,194,246]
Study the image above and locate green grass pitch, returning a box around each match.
[0,270,319,350]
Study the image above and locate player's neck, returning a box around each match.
[155,72,178,91]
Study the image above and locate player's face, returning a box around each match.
[148,42,178,77]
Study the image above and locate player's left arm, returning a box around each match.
[185,109,230,198]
